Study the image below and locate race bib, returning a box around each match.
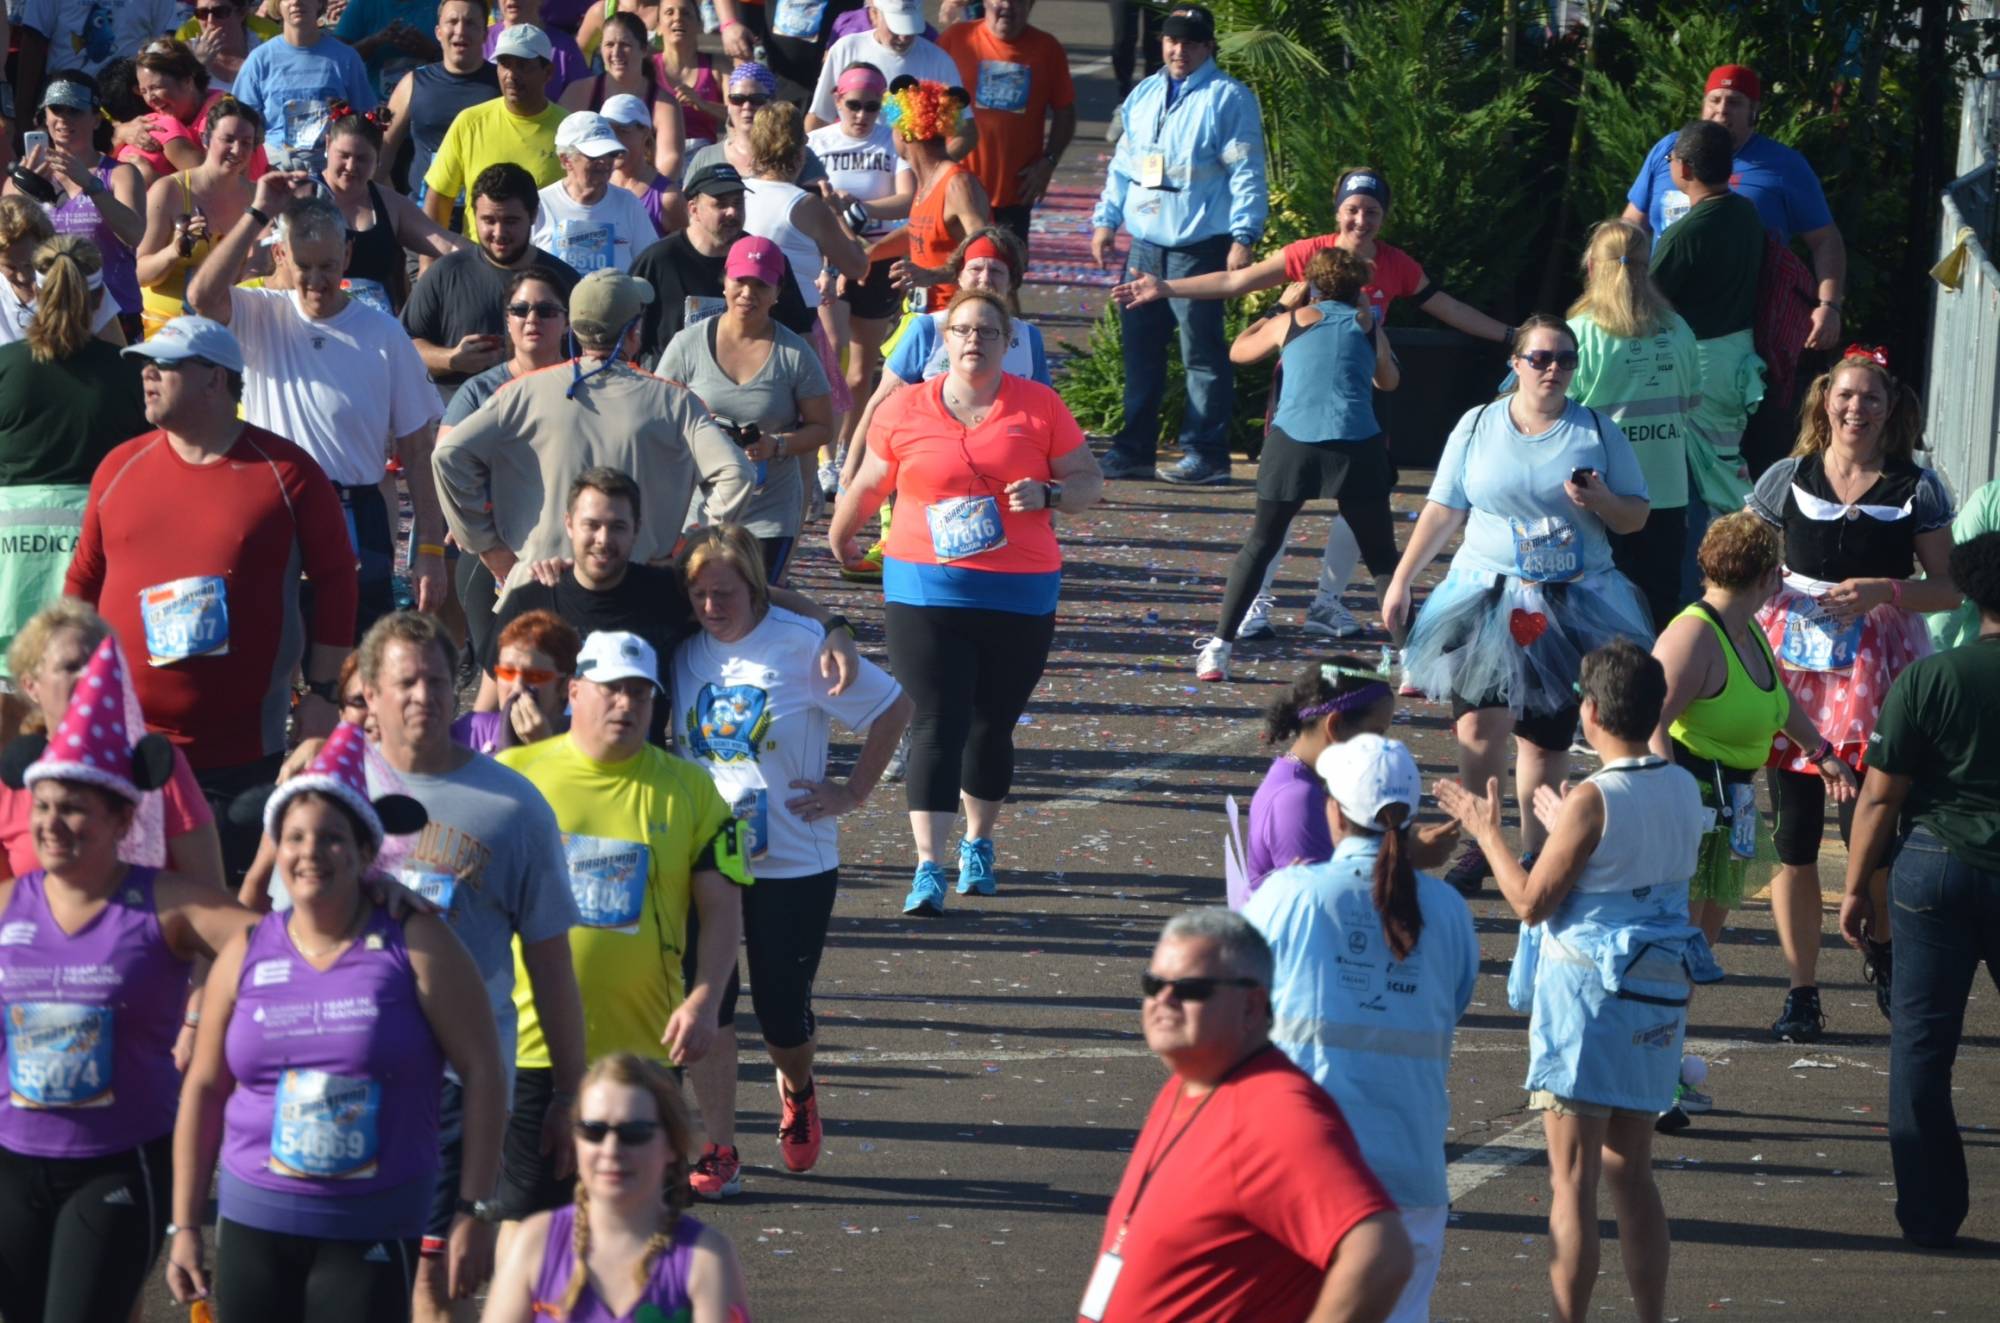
[6,1003,113,1109]
[707,764,770,861]
[1509,516,1581,583]
[555,219,616,274]
[140,574,230,665]
[269,1069,382,1179]
[925,495,1006,563]
[340,277,393,317]
[563,834,649,932]
[1726,780,1758,861]
[281,98,330,155]
[771,0,828,38]
[684,294,726,328]
[1778,596,1865,673]
[975,60,1031,113]
[398,866,457,914]
[1659,188,1693,229]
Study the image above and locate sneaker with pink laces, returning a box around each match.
[778,1075,823,1173]
[689,1141,742,1198]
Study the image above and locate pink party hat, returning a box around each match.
[264,722,385,848]
[21,635,171,866]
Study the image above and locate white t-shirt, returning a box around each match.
[805,121,910,238]
[0,279,118,344]
[671,605,903,880]
[228,285,440,486]
[529,179,655,276]
[20,0,178,78]
[808,32,964,124]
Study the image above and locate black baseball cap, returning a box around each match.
[1161,5,1215,43]
[685,162,746,199]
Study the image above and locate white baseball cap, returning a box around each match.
[491,23,553,63]
[575,631,661,690]
[121,315,245,374]
[556,111,625,158]
[1315,734,1421,830]
[873,0,925,36]
[598,93,651,129]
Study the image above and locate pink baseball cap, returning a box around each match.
[724,235,784,287]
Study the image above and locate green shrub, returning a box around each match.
[1054,301,1274,455]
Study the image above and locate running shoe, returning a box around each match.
[838,540,885,584]
[1157,454,1232,486]
[883,727,911,783]
[1105,116,1123,145]
[1194,636,1232,682]
[1861,938,1893,1022]
[1396,648,1423,697]
[903,861,947,916]
[1771,986,1826,1042]
[1443,844,1489,898]
[689,1142,743,1199]
[1302,597,1363,639]
[1096,449,1153,480]
[1673,1081,1714,1115]
[1654,1104,1691,1135]
[956,836,997,896]
[1236,593,1277,640]
[777,1075,823,1173]
[817,461,841,500]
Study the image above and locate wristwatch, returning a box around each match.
[823,613,855,637]
[455,1197,503,1223]
[1043,481,1065,510]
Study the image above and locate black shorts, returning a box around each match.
[420,1078,465,1249]
[682,899,744,1030]
[194,752,286,888]
[1770,765,1858,866]
[741,867,840,1049]
[992,203,1033,252]
[495,1067,570,1221]
[841,257,901,321]
[1450,692,1580,753]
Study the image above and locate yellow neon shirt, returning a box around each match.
[499,735,734,1069]
[423,98,566,233]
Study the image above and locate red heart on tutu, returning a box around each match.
[1509,608,1549,647]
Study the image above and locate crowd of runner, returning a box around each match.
[0,1,1991,1321]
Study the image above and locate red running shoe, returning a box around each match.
[689,1142,742,1199]
[778,1075,823,1173]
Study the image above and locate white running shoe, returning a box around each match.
[1194,637,1232,682]
[1236,593,1277,640]
[817,461,841,499]
[1302,597,1363,639]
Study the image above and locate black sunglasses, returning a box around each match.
[506,301,564,320]
[574,1118,663,1145]
[843,99,882,113]
[1141,973,1259,1002]
[1518,349,1579,372]
[728,93,771,107]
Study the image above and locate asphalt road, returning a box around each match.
[140,5,2000,1320]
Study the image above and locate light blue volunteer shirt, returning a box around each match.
[1627,131,1833,242]
[232,32,377,150]
[1091,57,1267,250]
[1245,834,1479,1209]
[1428,397,1647,580]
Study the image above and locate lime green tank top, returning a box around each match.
[1668,601,1791,770]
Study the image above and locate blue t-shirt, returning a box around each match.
[1627,131,1833,243]
[1244,835,1479,1208]
[884,311,1051,387]
[1270,301,1378,443]
[331,0,438,97]
[232,33,377,150]
[1428,398,1647,580]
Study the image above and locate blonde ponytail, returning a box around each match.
[25,234,104,364]
[1566,219,1673,342]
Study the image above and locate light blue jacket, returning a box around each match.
[1091,59,1267,250]
[1244,836,1479,1208]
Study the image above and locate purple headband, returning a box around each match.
[1297,682,1392,722]
[728,61,777,96]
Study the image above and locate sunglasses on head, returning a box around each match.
[1518,349,1579,372]
[505,301,563,320]
[843,99,882,113]
[574,1118,662,1145]
[339,694,368,713]
[494,664,559,685]
[1141,972,1258,1002]
[193,4,235,17]
[728,93,771,107]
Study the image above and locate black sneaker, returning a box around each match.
[1861,939,1893,1022]
[1654,1104,1691,1135]
[1443,845,1489,898]
[1772,986,1826,1042]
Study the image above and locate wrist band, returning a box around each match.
[1808,738,1834,764]
[246,205,271,228]
[720,18,741,28]
[183,1011,201,1027]
[1890,579,1904,607]
[417,542,446,558]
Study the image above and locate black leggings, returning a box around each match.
[1217,496,1399,642]
[0,1134,171,1323]
[1108,0,1163,93]
[216,1217,421,1323]
[885,603,1056,813]
[1771,765,1859,867]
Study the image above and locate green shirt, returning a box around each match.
[1868,636,2000,872]
[1567,312,1701,509]
[0,340,148,487]
[1650,191,1764,340]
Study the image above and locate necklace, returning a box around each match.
[944,383,992,424]
[288,895,368,960]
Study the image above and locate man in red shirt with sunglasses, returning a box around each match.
[1082,909,1412,1323]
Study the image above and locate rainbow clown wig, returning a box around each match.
[882,76,967,143]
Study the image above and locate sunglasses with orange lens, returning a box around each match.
[494,665,559,686]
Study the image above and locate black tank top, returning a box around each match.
[409,63,501,194]
[1777,452,1936,582]
[342,182,406,311]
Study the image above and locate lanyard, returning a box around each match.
[1111,1046,1268,1251]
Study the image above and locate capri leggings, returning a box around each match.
[215,1217,422,1323]
[885,603,1057,813]
[0,1134,171,1323]
[1771,765,1859,867]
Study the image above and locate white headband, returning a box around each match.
[34,265,105,292]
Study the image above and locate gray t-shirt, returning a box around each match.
[442,361,518,428]
[687,140,828,189]
[656,319,830,538]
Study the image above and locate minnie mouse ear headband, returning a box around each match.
[1,637,175,803]
[261,722,426,852]
[1843,344,1890,367]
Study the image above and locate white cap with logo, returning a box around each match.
[1315,734,1421,830]
[556,111,626,158]
[873,0,925,36]
[575,630,661,690]
[491,23,554,62]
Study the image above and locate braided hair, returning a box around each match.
[556,1054,695,1318]
[1261,655,1394,745]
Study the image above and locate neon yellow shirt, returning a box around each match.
[423,98,566,232]
[499,735,737,1069]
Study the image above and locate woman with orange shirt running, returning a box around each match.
[879,77,988,313]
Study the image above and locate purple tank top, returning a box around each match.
[50,161,143,316]
[219,906,443,1238]
[0,868,185,1158]
[531,1207,703,1321]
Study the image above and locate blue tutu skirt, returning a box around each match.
[1403,567,1655,719]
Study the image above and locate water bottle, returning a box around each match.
[1377,645,1395,677]
[700,0,719,31]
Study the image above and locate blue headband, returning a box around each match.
[727,61,777,97]
[1335,170,1391,213]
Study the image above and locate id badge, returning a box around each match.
[140,575,230,665]
[925,495,1007,563]
[1726,781,1758,861]
[1079,1250,1123,1321]
[1509,515,1581,583]
[1138,153,1166,188]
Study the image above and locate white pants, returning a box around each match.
[1385,1203,1448,1323]
[1255,514,1363,604]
